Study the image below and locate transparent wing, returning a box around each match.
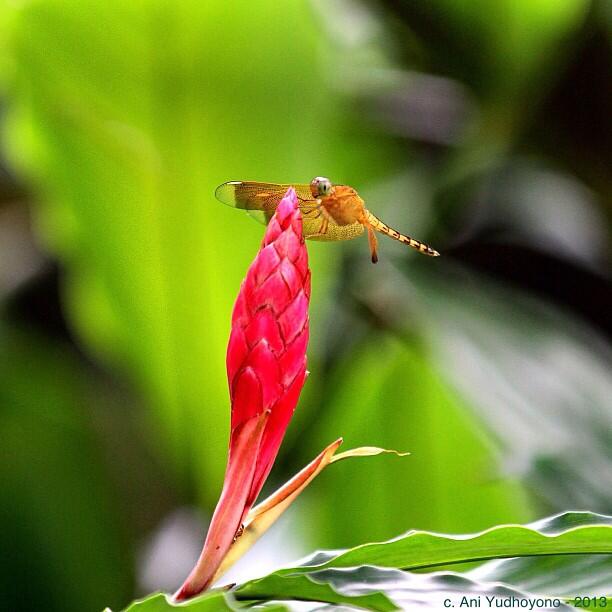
[215,180,365,242]
[215,181,316,225]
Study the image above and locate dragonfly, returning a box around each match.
[215,176,439,263]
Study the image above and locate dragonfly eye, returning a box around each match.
[311,176,332,197]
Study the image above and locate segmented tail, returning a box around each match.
[366,211,439,257]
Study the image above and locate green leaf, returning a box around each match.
[473,555,612,609]
[232,512,611,609]
[464,513,612,608]
[118,590,236,611]
[236,572,398,611]
[235,566,574,611]
[473,553,612,596]
[469,512,612,600]
[120,513,611,610]
[113,590,291,611]
[272,512,612,575]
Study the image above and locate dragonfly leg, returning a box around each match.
[367,223,379,263]
[301,199,323,218]
[306,204,331,237]
[309,212,329,236]
[320,216,329,235]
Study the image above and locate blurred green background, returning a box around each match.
[1,1,611,610]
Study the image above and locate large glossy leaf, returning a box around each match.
[466,515,612,609]
[111,589,291,610]
[119,569,574,611]
[233,512,611,609]
[470,515,612,600]
[267,511,612,576]
[471,554,612,602]
[235,566,574,611]
[238,571,398,612]
[113,591,239,611]
[112,589,289,611]
[118,512,612,610]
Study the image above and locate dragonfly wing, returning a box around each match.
[215,181,315,210]
[215,181,316,226]
[245,209,274,225]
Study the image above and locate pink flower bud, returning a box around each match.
[175,188,310,601]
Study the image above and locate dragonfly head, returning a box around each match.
[310,176,333,198]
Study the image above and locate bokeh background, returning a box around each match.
[1,1,611,610]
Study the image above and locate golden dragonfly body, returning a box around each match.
[215,176,439,263]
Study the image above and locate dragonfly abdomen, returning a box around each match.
[365,211,439,257]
